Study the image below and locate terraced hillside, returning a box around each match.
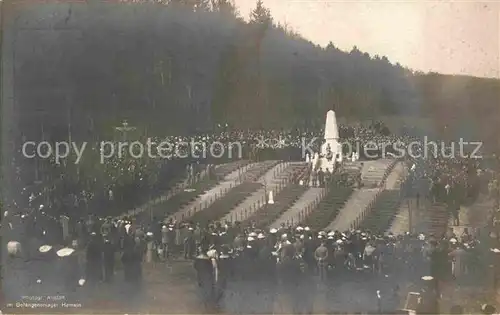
[302,185,354,230]
[215,160,251,178]
[134,160,248,222]
[135,177,218,222]
[188,182,263,223]
[221,162,308,222]
[361,159,396,187]
[358,190,401,234]
[168,160,280,222]
[422,203,449,237]
[243,184,308,229]
[240,161,280,181]
[270,187,326,229]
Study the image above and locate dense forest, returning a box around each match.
[3,0,500,146]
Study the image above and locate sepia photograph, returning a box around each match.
[1,0,499,313]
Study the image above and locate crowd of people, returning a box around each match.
[3,120,499,314]
[6,121,405,222]
[3,203,492,314]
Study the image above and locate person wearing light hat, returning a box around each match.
[246,236,255,248]
[314,239,328,281]
[207,248,219,260]
[39,244,52,254]
[279,234,295,263]
[301,230,316,271]
[161,224,169,260]
[184,226,196,260]
[417,275,439,314]
[193,248,216,311]
[124,221,132,235]
[215,245,232,307]
[294,233,305,257]
[449,241,467,281]
[85,232,103,285]
[256,232,265,240]
[32,244,55,286]
[100,217,112,238]
[268,228,278,247]
[57,247,80,291]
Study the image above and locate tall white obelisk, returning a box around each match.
[319,110,341,172]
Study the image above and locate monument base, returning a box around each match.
[317,157,336,173]
[309,157,337,186]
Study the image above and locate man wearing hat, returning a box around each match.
[233,233,245,252]
[449,241,468,282]
[416,276,439,314]
[75,219,88,249]
[243,235,259,268]
[161,224,169,260]
[193,244,216,312]
[184,226,196,260]
[278,234,295,264]
[85,232,103,285]
[57,246,80,292]
[215,245,233,310]
[314,240,329,281]
[302,229,316,273]
[269,228,278,248]
[100,217,112,238]
[102,235,115,283]
[258,232,275,276]
[34,244,54,288]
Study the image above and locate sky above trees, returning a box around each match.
[235,0,499,78]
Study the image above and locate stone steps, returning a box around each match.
[424,203,450,236]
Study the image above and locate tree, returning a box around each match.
[211,0,238,17]
[249,0,272,27]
